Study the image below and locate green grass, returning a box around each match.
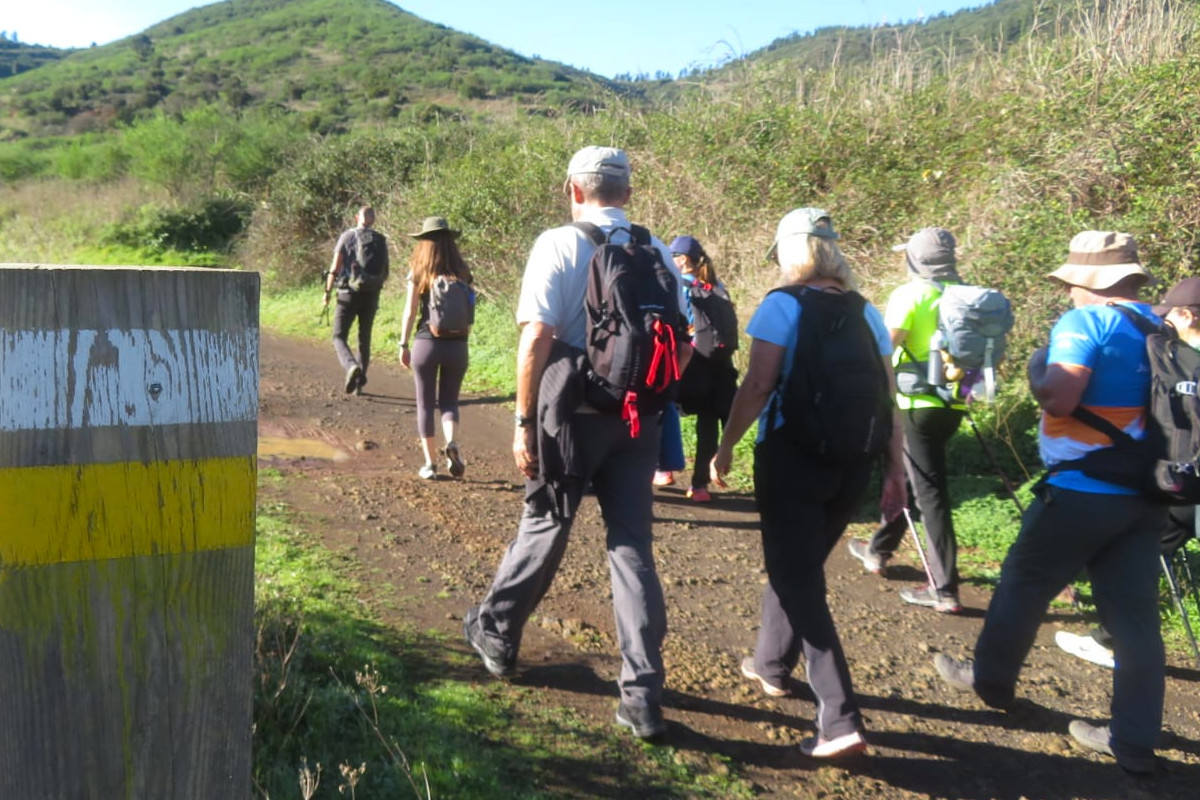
[252,501,754,799]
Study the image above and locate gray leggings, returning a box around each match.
[410,337,469,438]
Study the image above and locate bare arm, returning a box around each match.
[323,245,343,306]
[879,360,907,521]
[513,321,556,478]
[710,338,784,482]
[397,279,420,369]
[1027,346,1090,417]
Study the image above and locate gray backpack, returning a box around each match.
[428,275,472,337]
[936,283,1014,401]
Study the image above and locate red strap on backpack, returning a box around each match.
[646,319,679,393]
[622,391,641,438]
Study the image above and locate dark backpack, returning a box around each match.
[770,286,893,465]
[1057,303,1200,503]
[689,281,739,358]
[935,283,1014,401]
[574,221,683,438]
[346,227,389,292]
[428,275,472,337]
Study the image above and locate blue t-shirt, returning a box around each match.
[746,289,892,443]
[1041,301,1155,494]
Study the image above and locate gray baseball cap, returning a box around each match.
[767,207,838,262]
[565,146,631,181]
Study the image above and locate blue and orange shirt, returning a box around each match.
[1041,302,1156,494]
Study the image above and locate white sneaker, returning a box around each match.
[1055,630,1114,669]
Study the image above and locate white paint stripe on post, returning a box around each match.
[0,327,259,431]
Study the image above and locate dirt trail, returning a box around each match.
[258,332,1200,799]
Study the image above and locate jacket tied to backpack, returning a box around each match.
[573,222,685,438]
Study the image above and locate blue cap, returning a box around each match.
[669,235,704,261]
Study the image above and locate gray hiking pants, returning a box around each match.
[474,411,666,708]
[974,485,1165,766]
[331,289,380,376]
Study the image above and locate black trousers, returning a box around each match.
[751,436,873,739]
[869,405,964,593]
[331,288,380,376]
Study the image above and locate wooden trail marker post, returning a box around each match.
[0,265,259,798]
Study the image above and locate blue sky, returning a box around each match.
[7,1,988,78]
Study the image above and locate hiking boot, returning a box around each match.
[652,470,675,487]
[900,584,962,613]
[615,702,666,741]
[463,607,515,678]
[418,463,437,480]
[445,442,465,478]
[933,653,1014,709]
[740,657,790,698]
[344,364,363,394]
[799,730,867,759]
[1055,630,1115,669]
[686,486,712,503]
[355,371,367,396]
[1068,720,1156,774]
[847,539,888,575]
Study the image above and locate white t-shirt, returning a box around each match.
[516,207,688,351]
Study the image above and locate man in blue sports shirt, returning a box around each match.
[933,231,1166,775]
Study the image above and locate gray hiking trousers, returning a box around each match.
[473,411,666,708]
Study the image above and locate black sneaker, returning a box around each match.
[463,607,515,678]
[344,365,363,394]
[616,702,666,741]
[445,442,465,478]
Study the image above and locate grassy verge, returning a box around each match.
[252,493,754,800]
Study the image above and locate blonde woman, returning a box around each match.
[712,208,905,759]
[398,216,475,479]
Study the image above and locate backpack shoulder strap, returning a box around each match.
[1106,301,1161,337]
[571,221,606,246]
[628,224,651,246]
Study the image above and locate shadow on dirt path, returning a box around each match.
[258,332,1200,799]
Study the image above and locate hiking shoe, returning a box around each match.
[1068,720,1157,775]
[1055,630,1115,669]
[686,486,712,503]
[344,365,363,394]
[652,470,675,487]
[418,463,437,480]
[354,372,367,396]
[799,730,867,759]
[463,607,515,678]
[740,657,790,698]
[900,584,962,613]
[615,702,667,741]
[933,653,1013,709]
[848,539,888,575]
[445,442,465,478]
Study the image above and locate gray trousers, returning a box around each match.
[974,485,1165,764]
[475,412,666,707]
[331,289,380,375]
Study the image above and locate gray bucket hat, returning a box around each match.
[894,227,960,282]
[409,216,460,240]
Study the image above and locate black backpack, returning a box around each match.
[1056,303,1200,503]
[770,285,893,465]
[574,222,683,438]
[689,281,739,358]
[346,227,389,292]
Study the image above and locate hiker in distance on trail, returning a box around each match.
[462,145,692,742]
[323,205,390,396]
[670,234,740,503]
[849,227,970,613]
[934,231,1166,775]
[397,216,475,481]
[711,207,906,759]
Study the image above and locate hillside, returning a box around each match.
[0,36,73,79]
[0,0,623,139]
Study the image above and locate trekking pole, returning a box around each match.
[902,507,937,590]
[1160,552,1200,668]
[1176,542,1200,635]
[319,304,330,327]
[965,409,1024,516]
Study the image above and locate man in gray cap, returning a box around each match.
[848,227,967,613]
[934,230,1165,775]
[462,145,691,741]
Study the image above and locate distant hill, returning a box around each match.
[0,0,624,139]
[0,37,73,79]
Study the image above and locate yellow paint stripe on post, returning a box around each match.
[0,456,255,566]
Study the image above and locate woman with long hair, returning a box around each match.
[398,216,475,480]
[669,235,739,502]
[712,208,905,759]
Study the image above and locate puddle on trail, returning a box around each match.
[258,435,351,462]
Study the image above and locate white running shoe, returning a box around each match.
[1055,630,1115,669]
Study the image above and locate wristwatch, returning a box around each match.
[514,413,535,428]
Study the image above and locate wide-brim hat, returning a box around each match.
[409,216,459,240]
[892,226,960,282]
[1048,230,1150,290]
[1153,276,1200,316]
